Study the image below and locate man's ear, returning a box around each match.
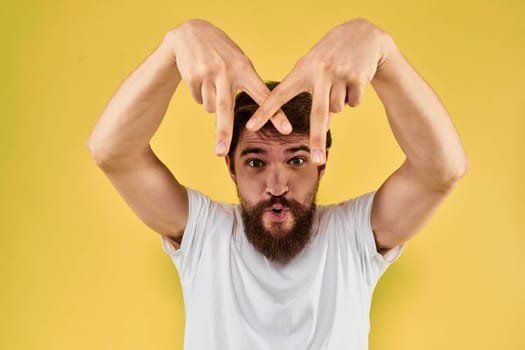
[318,150,329,178]
[225,155,236,182]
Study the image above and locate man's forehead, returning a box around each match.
[238,130,310,149]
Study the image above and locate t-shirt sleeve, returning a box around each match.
[340,191,404,287]
[160,188,217,283]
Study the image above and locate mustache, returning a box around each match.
[269,196,294,207]
[245,196,314,219]
[251,196,301,210]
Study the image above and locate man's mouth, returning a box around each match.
[265,204,289,223]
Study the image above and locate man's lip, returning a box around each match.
[265,204,288,212]
[265,208,289,222]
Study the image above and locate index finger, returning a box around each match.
[239,70,292,134]
[246,75,304,133]
[214,78,234,156]
[309,81,331,165]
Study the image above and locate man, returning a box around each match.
[88,18,468,349]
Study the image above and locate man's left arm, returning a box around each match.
[369,36,468,254]
[248,19,469,254]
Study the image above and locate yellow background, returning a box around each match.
[2,0,524,349]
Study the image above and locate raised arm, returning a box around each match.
[248,19,468,254]
[87,19,285,243]
[369,30,468,253]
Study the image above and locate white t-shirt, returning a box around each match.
[161,188,403,350]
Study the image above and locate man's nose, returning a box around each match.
[265,167,289,197]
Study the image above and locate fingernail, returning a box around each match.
[246,119,256,130]
[313,150,324,164]
[215,142,226,156]
[281,122,292,133]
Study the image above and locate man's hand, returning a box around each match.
[246,19,391,164]
[168,19,291,156]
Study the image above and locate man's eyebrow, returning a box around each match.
[286,145,311,154]
[239,145,310,157]
[240,147,267,157]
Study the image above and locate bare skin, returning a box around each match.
[87,18,468,256]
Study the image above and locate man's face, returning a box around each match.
[227,130,326,264]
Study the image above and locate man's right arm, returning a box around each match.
[87,20,287,245]
[87,31,188,242]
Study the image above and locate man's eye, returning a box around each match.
[288,157,305,166]
[247,159,265,168]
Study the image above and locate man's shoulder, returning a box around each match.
[316,192,376,223]
[186,187,239,217]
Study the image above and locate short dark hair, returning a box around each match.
[228,81,332,168]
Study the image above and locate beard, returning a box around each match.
[240,189,317,265]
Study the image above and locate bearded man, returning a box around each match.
[88,18,468,350]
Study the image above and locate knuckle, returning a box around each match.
[318,57,335,72]
[185,18,203,27]
[216,98,231,111]
[294,57,311,72]
[330,101,344,113]
[311,106,327,118]
[190,91,203,104]
[189,18,208,25]
[310,135,325,146]
[347,71,368,86]
[203,101,215,113]
[348,98,361,107]
[184,71,199,85]
[346,92,362,107]
[352,18,371,26]
[319,57,348,78]
[236,55,252,70]
[333,63,350,79]
[195,62,216,77]
[215,128,232,141]
[176,19,206,37]
[217,56,231,71]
